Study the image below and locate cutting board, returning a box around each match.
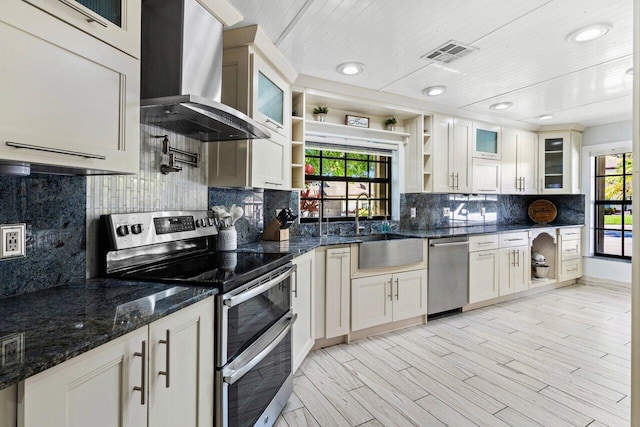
[528,199,557,224]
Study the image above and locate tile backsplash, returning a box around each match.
[0,175,86,298]
[85,124,209,277]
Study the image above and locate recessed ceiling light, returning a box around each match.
[567,23,611,43]
[336,62,365,75]
[422,86,447,96]
[538,114,554,120]
[489,102,513,111]
[626,67,633,75]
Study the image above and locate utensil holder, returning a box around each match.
[217,226,237,251]
[262,219,289,241]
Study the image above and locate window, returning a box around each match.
[300,149,391,221]
[594,152,632,259]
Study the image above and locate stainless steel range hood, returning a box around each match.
[140,0,270,142]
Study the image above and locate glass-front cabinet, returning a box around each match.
[538,131,582,194]
[472,122,501,160]
[21,0,141,57]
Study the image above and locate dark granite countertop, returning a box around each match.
[238,223,583,256]
[0,278,216,390]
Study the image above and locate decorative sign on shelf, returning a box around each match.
[528,199,557,224]
[345,115,370,128]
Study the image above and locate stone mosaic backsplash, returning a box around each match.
[85,124,209,277]
[0,175,86,298]
[208,187,264,245]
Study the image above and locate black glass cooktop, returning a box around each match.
[115,251,293,293]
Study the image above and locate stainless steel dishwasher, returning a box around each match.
[428,236,469,315]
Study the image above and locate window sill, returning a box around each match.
[588,255,631,264]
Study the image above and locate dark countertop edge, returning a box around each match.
[0,283,217,391]
[238,223,585,257]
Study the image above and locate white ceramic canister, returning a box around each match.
[217,226,237,251]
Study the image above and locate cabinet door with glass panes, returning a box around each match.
[251,53,290,142]
[23,0,140,57]
[472,122,501,160]
[538,131,581,194]
[300,148,392,223]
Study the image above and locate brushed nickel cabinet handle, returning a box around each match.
[133,340,146,405]
[455,173,460,190]
[264,181,283,186]
[522,177,526,192]
[159,330,170,388]
[388,280,393,301]
[265,118,284,129]
[477,252,495,257]
[6,141,106,160]
[57,0,109,27]
[394,278,399,300]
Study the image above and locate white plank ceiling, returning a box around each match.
[227,0,633,127]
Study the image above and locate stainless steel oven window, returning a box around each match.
[216,313,295,427]
[216,264,295,366]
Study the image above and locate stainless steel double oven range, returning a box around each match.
[102,210,296,426]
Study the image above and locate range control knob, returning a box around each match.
[131,224,143,235]
[207,218,215,227]
[195,219,205,228]
[116,225,129,237]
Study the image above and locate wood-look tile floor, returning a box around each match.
[276,284,631,426]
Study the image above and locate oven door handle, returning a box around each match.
[223,313,297,385]
[223,266,296,308]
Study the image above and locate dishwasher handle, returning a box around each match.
[430,241,469,248]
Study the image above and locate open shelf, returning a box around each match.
[291,88,306,190]
[306,120,410,144]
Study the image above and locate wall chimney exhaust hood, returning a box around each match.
[140,0,270,142]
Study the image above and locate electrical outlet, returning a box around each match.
[1,224,26,259]
[481,207,486,216]
[410,207,416,218]
[443,207,451,217]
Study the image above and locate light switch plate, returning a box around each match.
[443,207,451,217]
[410,207,416,218]
[0,224,26,259]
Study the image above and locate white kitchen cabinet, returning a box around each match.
[209,27,296,190]
[21,0,141,58]
[325,247,351,339]
[148,298,214,427]
[19,328,149,427]
[499,246,529,296]
[538,131,582,194]
[351,269,427,331]
[558,228,582,281]
[472,122,501,160]
[431,115,472,193]
[0,1,140,174]
[472,158,501,193]
[502,128,538,194]
[1,385,17,427]
[292,250,315,372]
[403,114,433,193]
[469,244,500,304]
[19,298,214,427]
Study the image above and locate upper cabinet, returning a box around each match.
[22,0,141,58]
[502,128,538,194]
[0,0,140,175]
[432,115,473,193]
[208,25,297,190]
[538,130,582,194]
[472,122,501,160]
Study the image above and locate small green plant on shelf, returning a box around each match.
[313,106,329,122]
[313,106,329,114]
[385,117,397,131]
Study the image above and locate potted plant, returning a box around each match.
[385,117,397,131]
[313,106,329,122]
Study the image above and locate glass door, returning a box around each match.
[543,136,565,190]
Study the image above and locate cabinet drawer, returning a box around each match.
[23,0,141,58]
[561,259,582,280]
[561,239,581,261]
[499,232,529,248]
[559,228,581,241]
[469,234,499,252]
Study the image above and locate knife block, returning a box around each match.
[261,218,290,241]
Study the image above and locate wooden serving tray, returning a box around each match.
[528,199,557,224]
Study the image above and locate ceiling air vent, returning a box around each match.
[421,41,477,64]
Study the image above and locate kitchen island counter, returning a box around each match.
[0,279,215,390]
